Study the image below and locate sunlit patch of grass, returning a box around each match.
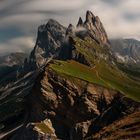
[50,60,140,102]
[35,122,53,134]
[33,120,55,135]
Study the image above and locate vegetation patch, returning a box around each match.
[33,119,55,135]
[50,60,140,102]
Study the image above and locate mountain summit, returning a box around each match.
[28,11,110,68]
[83,10,109,46]
[29,19,66,68]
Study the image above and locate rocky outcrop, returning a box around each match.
[26,66,140,140]
[29,19,66,68]
[77,17,84,27]
[88,111,140,140]
[10,119,57,140]
[83,11,110,47]
[66,24,75,36]
[76,11,110,47]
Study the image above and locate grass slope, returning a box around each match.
[50,60,140,102]
[72,37,110,65]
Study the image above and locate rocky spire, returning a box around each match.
[77,17,84,27]
[84,11,109,47]
[66,24,75,35]
[85,10,95,23]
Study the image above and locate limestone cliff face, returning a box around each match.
[26,66,140,140]
[29,19,66,68]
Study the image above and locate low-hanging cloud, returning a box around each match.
[0,36,34,55]
[88,0,140,38]
[0,0,140,54]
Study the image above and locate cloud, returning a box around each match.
[88,0,140,39]
[0,0,140,54]
[0,36,34,55]
[18,0,86,12]
[0,27,23,42]
[0,0,89,36]
[0,0,87,19]
[100,0,121,5]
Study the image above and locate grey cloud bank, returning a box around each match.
[0,0,140,54]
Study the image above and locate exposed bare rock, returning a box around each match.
[83,11,110,47]
[29,19,66,68]
[77,17,84,27]
[26,66,140,140]
[10,120,58,140]
[66,24,75,36]
[86,111,140,140]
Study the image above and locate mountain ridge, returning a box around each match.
[28,10,110,69]
[0,11,140,140]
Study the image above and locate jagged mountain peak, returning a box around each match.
[85,10,95,23]
[84,11,102,27]
[83,11,109,46]
[38,19,66,33]
[77,17,84,27]
[46,19,64,28]
[47,18,59,24]
[29,11,110,68]
[66,24,75,35]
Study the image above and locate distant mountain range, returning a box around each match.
[0,52,27,67]
[110,38,140,64]
[0,52,27,80]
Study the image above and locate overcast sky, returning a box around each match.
[0,0,140,54]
